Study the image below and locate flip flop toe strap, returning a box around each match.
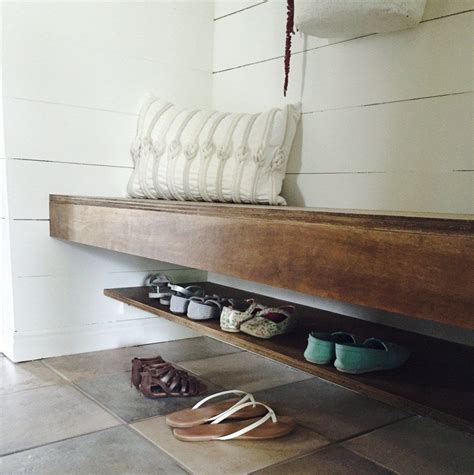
[211,402,277,440]
[191,390,256,422]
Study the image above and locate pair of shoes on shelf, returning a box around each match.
[169,284,205,314]
[145,276,214,314]
[144,275,298,338]
[145,274,174,305]
[304,331,410,374]
[131,356,207,397]
[165,390,295,442]
[168,284,230,321]
[221,300,297,339]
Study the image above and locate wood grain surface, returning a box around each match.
[105,284,474,433]
[50,195,474,329]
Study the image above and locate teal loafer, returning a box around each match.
[334,338,410,374]
[304,331,358,365]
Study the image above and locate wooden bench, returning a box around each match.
[49,195,474,431]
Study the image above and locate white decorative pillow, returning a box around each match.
[127,94,301,205]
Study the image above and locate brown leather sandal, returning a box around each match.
[139,363,207,398]
[131,356,165,389]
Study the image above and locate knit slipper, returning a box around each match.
[304,331,358,365]
[334,338,410,374]
[166,390,267,428]
[173,402,295,441]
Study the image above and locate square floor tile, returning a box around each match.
[344,416,474,475]
[44,337,238,382]
[253,378,409,441]
[179,352,312,392]
[133,416,328,475]
[76,371,223,423]
[0,426,186,474]
[252,445,394,474]
[0,359,64,396]
[141,337,241,362]
[44,346,151,381]
[0,385,120,456]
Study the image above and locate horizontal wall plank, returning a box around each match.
[4,99,135,167]
[3,1,213,73]
[11,268,206,333]
[214,0,353,72]
[214,0,474,72]
[287,93,474,174]
[4,37,211,114]
[9,220,184,278]
[11,316,198,362]
[422,0,474,20]
[6,159,131,219]
[213,12,473,113]
[282,171,474,214]
[214,0,265,19]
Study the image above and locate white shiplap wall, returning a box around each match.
[1,2,214,361]
[211,0,474,344]
[213,0,473,212]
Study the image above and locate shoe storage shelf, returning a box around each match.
[49,195,474,432]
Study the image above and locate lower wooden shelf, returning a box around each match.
[104,283,474,433]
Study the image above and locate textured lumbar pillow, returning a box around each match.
[127,94,301,205]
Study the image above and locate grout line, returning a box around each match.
[6,95,139,117]
[9,157,133,170]
[213,9,473,75]
[328,415,416,445]
[40,360,128,425]
[0,381,62,398]
[127,423,194,474]
[214,0,267,21]
[248,415,414,474]
[0,426,122,459]
[122,425,193,474]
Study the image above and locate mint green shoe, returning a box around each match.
[304,332,358,365]
[334,338,410,374]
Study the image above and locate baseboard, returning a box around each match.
[5,316,199,362]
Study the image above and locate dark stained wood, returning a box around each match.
[105,284,474,433]
[50,195,474,329]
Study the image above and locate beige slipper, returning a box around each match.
[173,402,296,441]
[166,390,267,428]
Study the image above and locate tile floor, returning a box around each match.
[0,337,473,474]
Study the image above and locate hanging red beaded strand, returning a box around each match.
[283,0,295,96]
